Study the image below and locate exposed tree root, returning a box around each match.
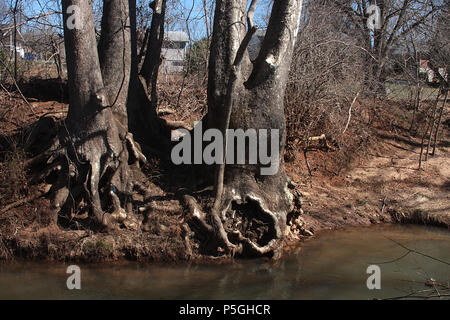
[125,133,147,168]
[26,123,148,231]
[182,195,213,234]
[164,119,192,131]
[181,180,293,259]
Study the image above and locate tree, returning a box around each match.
[185,37,210,74]
[28,0,304,259]
[331,0,444,93]
[427,3,449,155]
[201,0,304,257]
[29,0,169,229]
[139,0,166,110]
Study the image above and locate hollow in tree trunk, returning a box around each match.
[202,0,303,258]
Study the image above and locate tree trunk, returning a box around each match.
[204,0,303,257]
[30,0,149,229]
[139,0,166,110]
[98,0,131,129]
[128,0,170,149]
[431,89,448,155]
[409,85,422,133]
[51,37,64,80]
[206,0,248,131]
[425,90,441,160]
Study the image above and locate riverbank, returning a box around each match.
[0,89,449,262]
[285,127,450,239]
[2,129,448,262]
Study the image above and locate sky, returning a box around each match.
[168,0,273,40]
[8,0,273,40]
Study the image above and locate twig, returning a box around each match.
[0,82,12,98]
[342,91,360,134]
[0,58,37,117]
[372,237,450,266]
[381,293,450,300]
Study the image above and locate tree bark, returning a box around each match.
[128,0,170,149]
[206,0,248,130]
[139,0,166,110]
[204,0,303,257]
[431,89,448,155]
[32,0,149,229]
[98,0,131,129]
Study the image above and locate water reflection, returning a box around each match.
[1,225,449,299]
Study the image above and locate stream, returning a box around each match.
[1,224,449,299]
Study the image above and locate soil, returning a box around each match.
[0,82,448,262]
[285,128,450,235]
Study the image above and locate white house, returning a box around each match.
[161,31,189,73]
[419,59,448,84]
[0,24,25,58]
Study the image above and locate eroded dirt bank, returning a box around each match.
[285,128,450,244]
[0,90,449,262]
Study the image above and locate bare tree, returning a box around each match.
[139,0,166,110]
[199,0,304,257]
[332,0,444,93]
[27,0,168,229]
[429,2,449,155]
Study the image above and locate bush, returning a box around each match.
[0,48,32,82]
[185,38,209,75]
[284,1,369,171]
[0,145,28,205]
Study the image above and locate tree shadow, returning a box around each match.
[17,78,68,103]
[375,131,422,148]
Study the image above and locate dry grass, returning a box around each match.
[0,144,28,206]
[157,72,207,125]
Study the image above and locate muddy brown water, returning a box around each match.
[1,225,449,299]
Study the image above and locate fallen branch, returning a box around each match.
[308,134,326,142]
[306,134,333,151]
[157,107,176,115]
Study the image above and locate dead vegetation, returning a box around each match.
[0,0,448,263]
[0,66,448,262]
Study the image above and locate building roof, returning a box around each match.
[164,31,189,42]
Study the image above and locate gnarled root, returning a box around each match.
[27,128,146,231]
[182,194,240,257]
[181,179,291,259]
[182,195,213,234]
